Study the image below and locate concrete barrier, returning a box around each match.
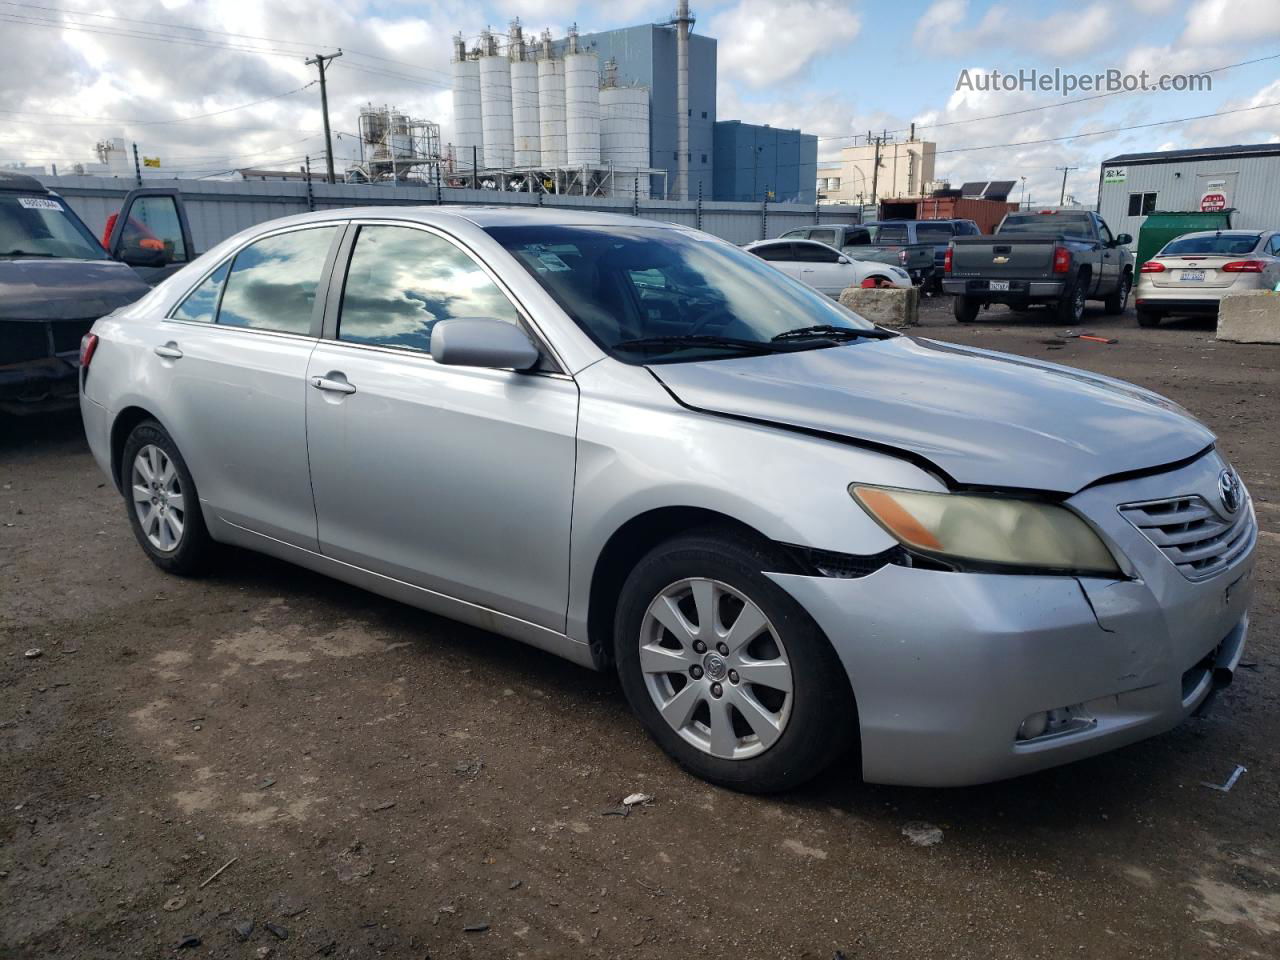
[838,286,920,328]
[1217,291,1280,344]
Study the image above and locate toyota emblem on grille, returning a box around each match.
[1218,469,1240,514]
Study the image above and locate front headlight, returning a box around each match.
[850,485,1121,575]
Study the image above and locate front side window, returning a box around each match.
[114,195,188,265]
[337,225,520,352]
[172,261,230,323]
[488,225,875,364]
[794,242,840,263]
[217,227,338,334]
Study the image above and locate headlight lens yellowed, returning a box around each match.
[850,485,1120,575]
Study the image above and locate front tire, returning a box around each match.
[614,529,855,793]
[121,420,213,575]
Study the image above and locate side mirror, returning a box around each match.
[118,245,167,268]
[838,256,850,264]
[430,318,540,371]
[1115,233,1133,246]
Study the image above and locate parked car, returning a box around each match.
[779,224,935,285]
[744,238,912,296]
[943,210,1135,324]
[0,174,192,414]
[1135,230,1280,327]
[81,208,1255,792]
[911,218,981,289]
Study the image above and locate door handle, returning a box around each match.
[154,343,183,359]
[310,376,356,395]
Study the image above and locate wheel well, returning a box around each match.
[109,405,158,491]
[586,507,787,669]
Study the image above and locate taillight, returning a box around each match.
[1051,246,1072,273]
[1221,259,1265,273]
[898,249,909,266]
[1140,261,1166,273]
[944,246,953,274]
[80,333,99,368]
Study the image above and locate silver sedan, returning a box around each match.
[1136,229,1280,326]
[79,208,1256,791]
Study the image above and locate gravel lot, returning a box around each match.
[2,301,1277,959]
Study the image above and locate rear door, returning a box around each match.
[157,222,343,549]
[303,221,578,630]
[106,188,195,284]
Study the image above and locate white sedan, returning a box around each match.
[745,238,913,297]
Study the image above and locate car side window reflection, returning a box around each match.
[172,261,230,323]
[337,225,521,352]
[216,226,337,334]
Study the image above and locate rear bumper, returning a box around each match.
[0,355,80,415]
[1133,293,1224,314]
[942,278,1066,299]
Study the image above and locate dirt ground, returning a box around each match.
[2,300,1278,960]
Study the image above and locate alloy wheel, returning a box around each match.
[131,444,186,552]
[639,577,794,760]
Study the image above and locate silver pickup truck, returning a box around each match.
[942,210,1135,324]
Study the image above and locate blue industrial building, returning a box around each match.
[548,22,817,202]
[712,121,818,204]
[552,23,716,200]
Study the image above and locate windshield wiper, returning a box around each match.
[612,334,782,355]
[771,324,896,342]
[0,250,59,258]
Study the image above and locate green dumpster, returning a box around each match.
[1135,209,1234,268]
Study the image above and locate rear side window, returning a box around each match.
[172,261,230,323]
[915,222,955,243]
[337,225,520,352]
[217,227,338,334]
[752,243,792,262]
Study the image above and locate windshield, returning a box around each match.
[0,194,108,260]
[998,213,1094,239]
[486,225,875,364]
[1161,233,1260,256]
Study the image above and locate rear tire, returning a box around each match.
[121,420,214,575]
[1054,278,1087,325]
[613,529,855,793]
[1104,274,1131,315]
[1136,309,1163,328]
[953,295,981,323]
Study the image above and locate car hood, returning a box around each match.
[649,335,1215,493]
[0,258,150,321]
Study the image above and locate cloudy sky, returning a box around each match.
[1,0,1277,203]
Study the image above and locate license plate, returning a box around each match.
[1181,270,1206,282]
[988,280,1010,291]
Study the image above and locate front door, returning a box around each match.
[304,223,578,631]
[157,224,342,548]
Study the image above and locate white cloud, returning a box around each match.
[913,0,1118,59]
[1179,0,1280,47]
[707,0,862,88]
[1181,77,1280,144]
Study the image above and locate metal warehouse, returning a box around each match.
[1097,142,1280,243]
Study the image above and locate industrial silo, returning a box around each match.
[537,30,566,169]
[506,36,537,168]
[451,36,484,172]
[601,84,650,198]
[478,30,514,169]
[564,35,600,167]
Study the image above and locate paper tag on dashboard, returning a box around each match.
[17,196,63,211]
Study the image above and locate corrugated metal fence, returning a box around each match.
[41,175,862,254]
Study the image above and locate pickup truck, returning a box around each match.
[779,224,936,286]
[0,174,193,414]
[942,210,1134,324]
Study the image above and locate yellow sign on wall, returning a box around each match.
[143,156,161,168]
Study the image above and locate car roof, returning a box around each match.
[0,171,49,194]
[236,205,673,234]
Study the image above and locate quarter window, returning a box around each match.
[217,227,338,334]
[172,261,230,323]
[337,225,520,352]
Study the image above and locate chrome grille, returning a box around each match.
[1120,495,1255,581]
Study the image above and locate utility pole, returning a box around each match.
[1055,165,1077,206]
[870,136,882,211]
[132,142,142,186]
[1020,175,1027,209]
[305,50,343,184]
